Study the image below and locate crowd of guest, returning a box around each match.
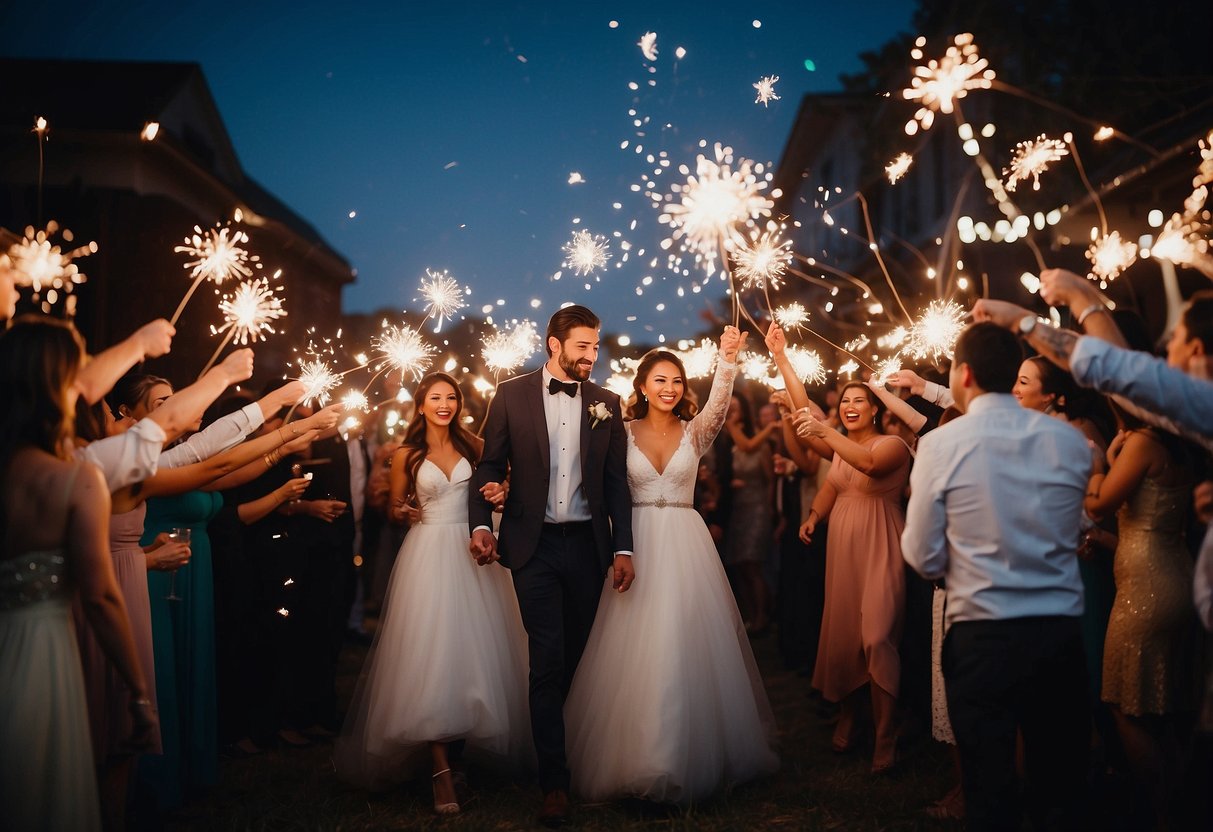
[2,256,1212,831]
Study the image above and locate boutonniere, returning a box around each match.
[588,401,612,429]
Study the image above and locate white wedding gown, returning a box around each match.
[565,360,779,805]
[335,457,532,789]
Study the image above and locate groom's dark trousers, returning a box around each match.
[512,520,601,793]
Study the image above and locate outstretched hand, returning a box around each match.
[612,554,635,593]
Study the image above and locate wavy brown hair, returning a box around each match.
[625,349,699,421]
[398,372,480,495]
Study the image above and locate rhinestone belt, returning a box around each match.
[633,497,693,509]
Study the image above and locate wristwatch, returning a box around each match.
[1017,315,1037,337]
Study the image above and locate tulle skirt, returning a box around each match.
[565,506,779,805]
[334,522,532,790]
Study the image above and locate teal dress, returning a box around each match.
[140,490,223,809]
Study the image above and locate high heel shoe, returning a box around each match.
[432,767,460,815]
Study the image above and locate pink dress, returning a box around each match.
[812,436,910,702]
[74,503,161,761]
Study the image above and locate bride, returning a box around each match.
[565,325,779,805]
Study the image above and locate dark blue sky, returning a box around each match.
[3,1,916,342]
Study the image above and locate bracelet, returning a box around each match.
[1076,303,1107,327]
[130,697,152,708]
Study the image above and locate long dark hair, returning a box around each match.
[838,380,885,435]
[399,373,480,492]
[1026,356,1115,443]
[625,349,699,421]
[0,315,86,539]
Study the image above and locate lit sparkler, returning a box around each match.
[605,373,634,398]
[562,230,612,277]
[374,323,437,383]
[297,358,340,408]
[1085,230,1137,288]
[878,326,909,350]
[678,338,719,379]
[902,33,995,135]
[216,277,286,345]
[481,319,541,376]
[786,345,827,385]
[885,153,913,184]
[6,222,96,298]
[838,360,860,377]
[638,32,658,61]
[732,229,791,291]
[739,352,775,383]
[905,300,967,363]
[1003,135,1069,192]
[753,75,780,107]
[340,390,371,412]
[872,356,903,386]
[773,302,810,331]
[171,223,260,324]
[418,268,467,331]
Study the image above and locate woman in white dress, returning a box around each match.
[334,372,530,815]
[565,326,779,806]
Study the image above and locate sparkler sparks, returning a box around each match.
[297,358,340,408]
[905,300,967,363]
[418,268,467,331]
[175,224,259,286]
[215,277,287,344]
[786,345,827,385]
[885,153,913,184]
[481,319,541,376]
[739,352,775,384]
[872,356,903,386]
[562,230,612,277]
[678,338,719,379]
[638,32,658,61]
[773,302,810,331]
[732,229,791,290]
[658,143,777,273]
[753,75,780,107]
[6,222,96,295]
[374,323,437,383]
[902,33,995,135]
[340,390,371,413]
[604,373,634,398]
[1003,135,1069,192]
[1085,230,1138,288]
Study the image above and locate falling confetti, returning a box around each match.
[568,172,585,184]
[753,75,780,107]
[1003,135,1069,192]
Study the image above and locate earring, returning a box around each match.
[641,393,648,402]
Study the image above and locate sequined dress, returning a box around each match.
[1,547,102,831]
[565,359,779,805]
[1102,473,1195,716]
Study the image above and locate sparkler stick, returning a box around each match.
[198,329,236,378]
[988,80,1160,158]
[170,225,260,325]
[33,117,48,224]
[1066,136,1108,235]
[856,192,911,324]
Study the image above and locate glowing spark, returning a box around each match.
[1094,126,1114,141]
[605,373,633,398]
[568,171,585,184]
[844,335,870,353]
[482,320,541,376]
[341,390,371,412]
[786,345,827,385]
[638,32,658,61]
[732,229,791,290]
[6,222,97,294]
[873,356,903,386]
[297,359,340,408]
[175,224,259,286]
[753,75,780,107]
[418,268,467,331]
[885,153,913,184]
[878,326,909,350]
[773,302,810,331]
[906,300,967,363]
[659,143,777,273]
[562,230,611,277]
[838,360,860,376]
[1003,135,1069,192]
[141,122,160,141]
[33,116,48,135]
[1086,230,1137,288]
[374,323,437,383]
[902,33,995,135]
[678,338,719,379]
[1148,216,1209,270]
[740,352,774,383]
[216,277,286,344]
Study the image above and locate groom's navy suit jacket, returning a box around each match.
[469,369,633,573]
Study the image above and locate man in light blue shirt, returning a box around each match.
[903,322,1091,832]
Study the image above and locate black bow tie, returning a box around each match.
[548,378,579,398]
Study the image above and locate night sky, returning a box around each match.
[2,1,916,342]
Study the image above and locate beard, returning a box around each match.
[559,352,593,381]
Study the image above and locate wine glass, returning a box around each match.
[165,527,191,601]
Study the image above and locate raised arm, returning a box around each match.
[887,369,954,410]
[794,414,910,478]
[765,323,814,413]
[1039,268,1127,349]
[74,319,175,405]
[151,349,255,450]
[237,477,313,525]
[689,326,743,456]
[866,378,928,434]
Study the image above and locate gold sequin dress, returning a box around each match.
[1101,473,1194,716]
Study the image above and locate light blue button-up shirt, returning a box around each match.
[902,393,1089,626]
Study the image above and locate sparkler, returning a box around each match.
[297,358,340,408]
[1086,230,1137,288]
[340,390,371,412]
[604,373,634,398]
[1003,135,1068,192]
[677,338,719,379]
[418,268,467,331]
[739,352,775,384]
[885,153,913,184]
[786,345,827,386]
[753,75,780,107]
[482,319,541,376]
[199,276,286,376]
[6,222,97,304]
[638,32,658,61]
[374,323,437,384]
[872,356,903,386]
[773,302,810,331]
[902,33,995,135]
[905,300,967,363]
[562,230,612,277]
[171,223,260,325]
[732,229,791,294]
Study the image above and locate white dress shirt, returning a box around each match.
[158,401,265,468]
[902,393,1089,626]
[922,379,956,410]
[77,418,168,491]
[541,366,591,524]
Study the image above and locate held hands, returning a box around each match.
[884,369,927,397]
[134,319,176,360]
[719,325,746,363]
[769,389,791,413]
[612,554,635,593]
[146,533,191,571]
[480,481,508,511]
[469,529,499,565]
[764,323,787,358]
[276,476,312,503]
[971,299,1033,331]
[216,348,255,384]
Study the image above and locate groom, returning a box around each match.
[469,304,634,825]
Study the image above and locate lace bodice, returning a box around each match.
[0,550,70,610]
[416,456,472,525]
[626,360,736,507]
